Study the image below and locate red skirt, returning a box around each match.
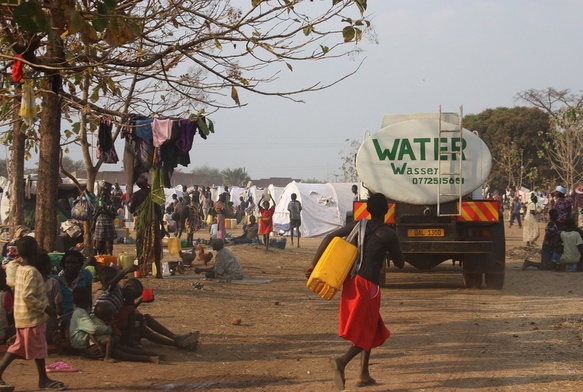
[339,274,390,351]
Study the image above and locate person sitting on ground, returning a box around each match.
[523,208,560,271]
[194,239,244,281]
[69,286,113,359]
[92,301,159,363]
[70,287,159,363]
[57,249,93,317]
[231,216,259,245]
[93,265,136,318]
[555,218,583,272]
[119,279,199,351]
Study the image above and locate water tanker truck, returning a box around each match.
[353,108,505,289]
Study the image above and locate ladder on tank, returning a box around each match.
[436,106,464,217]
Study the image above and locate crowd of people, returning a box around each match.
[498,184,583,272]
[0,236,201,391]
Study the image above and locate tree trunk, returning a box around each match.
[35,2,68,252]
[35,75,62,252]
[8,85,25,236]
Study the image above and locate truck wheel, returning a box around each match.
[463,272,482,289]
[485,220,506,290]
[485,273,504,290]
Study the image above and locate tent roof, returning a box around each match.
[273,181,354,238]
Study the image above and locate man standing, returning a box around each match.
[287,193,302,248]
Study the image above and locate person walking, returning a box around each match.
[509,196,522,228]
[287,193,302,248]
[92,185,117,255]
[523,192,540,246]
[305,193,405,390]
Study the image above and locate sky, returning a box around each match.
[17,0,583,183]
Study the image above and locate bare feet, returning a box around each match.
[355,375,376,387]
[149,356,160,364]
[522,260,530,270]
[329,358,345,390]
[103,357,118,363]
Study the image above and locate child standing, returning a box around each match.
[214,200,226,240]
[258,194,276,252]
[0,236,67,391]
[287,193,302,248]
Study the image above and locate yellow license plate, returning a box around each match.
[407,228,444,237]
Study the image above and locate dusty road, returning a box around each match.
[3,222,583,391]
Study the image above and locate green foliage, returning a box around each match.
[61,156,85,173]
[302,177,325,184]
[221,168,251,187]
[463,107,552,191]
[13,1,51,33]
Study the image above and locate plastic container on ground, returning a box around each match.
[167,237,181,255]
[118,252,135,270]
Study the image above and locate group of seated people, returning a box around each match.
[1,244,200,365]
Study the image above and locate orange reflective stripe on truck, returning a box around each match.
[457,201,500,222]
[353,201,395,223]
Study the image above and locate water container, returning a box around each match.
[167,237,181,255]
[118,252,135,271]
[225,219,232,229]
[142,289,155,302]
[230,218,237,229]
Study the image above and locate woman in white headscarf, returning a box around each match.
[523,192,540,246]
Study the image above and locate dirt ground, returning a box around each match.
[4,218,583,392]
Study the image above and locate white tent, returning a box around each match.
[273,181,354,238]
[226,185,285,217]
